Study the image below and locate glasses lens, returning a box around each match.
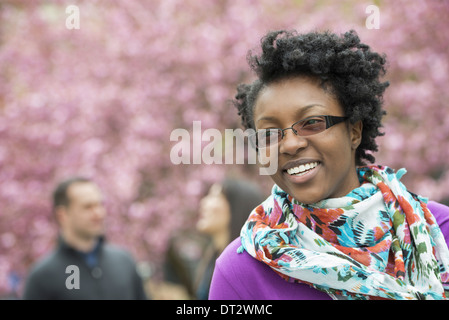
[256,129,280,148]
[294,116,327,136]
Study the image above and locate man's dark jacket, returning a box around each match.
[22,236,148,300]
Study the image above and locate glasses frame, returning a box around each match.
[250,115,348,149]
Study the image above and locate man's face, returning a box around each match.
[61,182,106,240]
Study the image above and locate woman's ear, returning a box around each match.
[350,120,363,150]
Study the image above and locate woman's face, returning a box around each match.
[253,76,363,204]
[197,183,231,235]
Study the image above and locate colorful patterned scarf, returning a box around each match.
[238,165,449,300]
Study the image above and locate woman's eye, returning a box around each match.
[303,118,323,126]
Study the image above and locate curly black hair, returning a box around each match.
[233,29,389,165]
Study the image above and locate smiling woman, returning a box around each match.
[208,29,449,300]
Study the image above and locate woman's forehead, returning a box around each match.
[253,77,341,125]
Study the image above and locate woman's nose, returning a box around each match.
[278,130,308,155]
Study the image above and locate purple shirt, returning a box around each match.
[209,201,449,300]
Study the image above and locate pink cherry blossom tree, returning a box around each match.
[0,0,447,297]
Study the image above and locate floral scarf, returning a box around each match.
[238,165,449,300]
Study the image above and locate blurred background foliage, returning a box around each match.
[0,0,448,297]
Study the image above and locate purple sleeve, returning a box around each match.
[208,238,330,300]
[428,201,449,246]
[208,239,256,300]
[208,255,243,300]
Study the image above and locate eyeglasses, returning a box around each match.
[249,115,348,149]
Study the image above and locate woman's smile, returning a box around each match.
[282,159,321,184]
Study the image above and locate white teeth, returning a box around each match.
[287,162,318,175]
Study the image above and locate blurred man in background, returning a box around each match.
[22,177,148,300]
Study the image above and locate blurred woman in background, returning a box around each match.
[161,177,265,300]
